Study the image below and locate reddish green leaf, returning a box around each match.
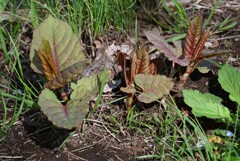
[183,14,203,60]
[39,72,106,129]
[134,74,174,103]
[144,30,189,66]
[30,15,88,75]
[37,39,58,80]
[38,88,89,129]
[44,60,90,89]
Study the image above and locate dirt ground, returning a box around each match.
[0,0,240,160]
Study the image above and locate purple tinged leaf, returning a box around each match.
[144,30,189,66]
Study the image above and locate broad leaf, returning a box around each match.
[134,74,174,103]
[37,39,58,80]
[183,14,203,60]
[71,70,108,99]
[38,88,89,129]
[44,60,90,89]
[218,64,240,104]
[183,89,232,121]
[30,15,87,74]
[39,71,106,129]
[144,30,189,66]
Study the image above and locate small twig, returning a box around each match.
[64,151,89,161]
[1,143,25,159]
[0,156,24,159]
[209,35,240,41]
[71,134,111,153]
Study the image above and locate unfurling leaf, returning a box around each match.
[30,15,87,74]
[136,47,150,74]
[183,14,203,60]
[38,72,106,129]
[144,30,189,66]
[134,74,174,103]
[44,60,90,89]
[218,64,240,104]
[192,28,211,60]
[37,39,58,80]
[183,89,232,122]
[130,51,139,83]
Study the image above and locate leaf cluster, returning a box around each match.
[118,47,173,109]
[30,16,106,129]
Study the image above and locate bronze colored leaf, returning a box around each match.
[130,51,139,83]
[183,14,203,60]
[136,47,150,74]
[193,28,211,60]
[37,39,58,80]
[44,60,90,89]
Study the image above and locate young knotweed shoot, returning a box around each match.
[145,14,224,90]
[118,46,173,110]
[30,16,106,129]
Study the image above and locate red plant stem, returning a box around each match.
[178,59,202,90]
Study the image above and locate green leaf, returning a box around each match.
[70,69,110,100]
[197,67,211,74]
[38,88,89,129]
[30,15,88,74]
[218,64,240,104]
[38,71,107,129]
[0,0,9,11]
[134,74,174,103]
[183,89,232,121]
